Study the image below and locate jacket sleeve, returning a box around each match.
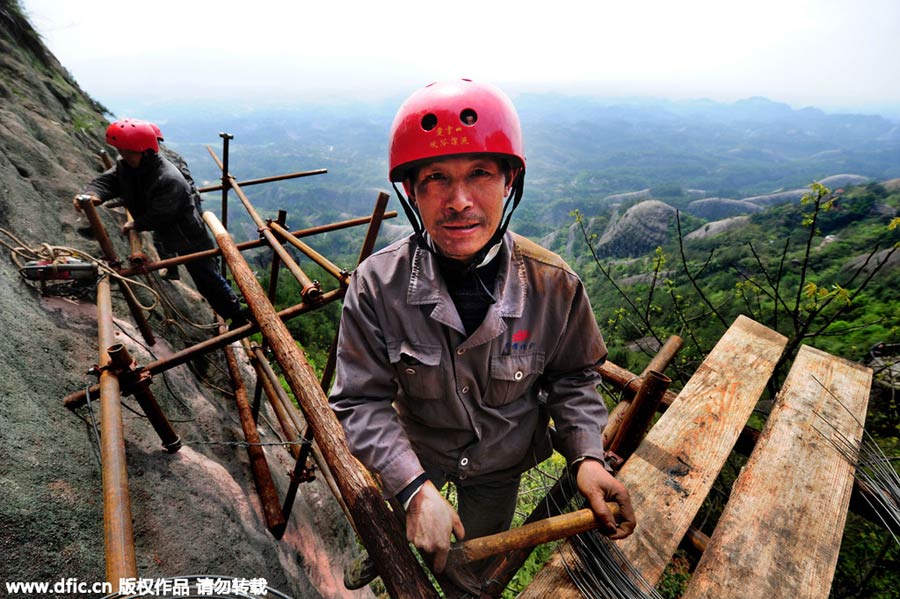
[542,277,609,464]
[83,167,120,202]
[130,172,192,232]
[329,271,425,497]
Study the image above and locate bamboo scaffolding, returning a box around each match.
[204,211,438,598]
[96,276,138,589]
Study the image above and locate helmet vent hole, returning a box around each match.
[460,109,478,126]
[421,113,438,131]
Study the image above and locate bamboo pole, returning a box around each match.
[96,276,138,589]
[220,322,287,539]
[204,211,438,598]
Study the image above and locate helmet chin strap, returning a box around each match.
[390,169,525,270]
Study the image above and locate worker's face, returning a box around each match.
[119,149,143,169]
[408,155,511,263]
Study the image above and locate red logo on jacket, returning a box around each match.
[512,330,530,343]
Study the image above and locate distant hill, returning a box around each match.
[127,94,900,243]
[595,199,678,257]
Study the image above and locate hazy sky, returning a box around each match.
[20,0,900,115]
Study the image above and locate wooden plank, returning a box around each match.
[519,315,786,598]
[681,345,871,599]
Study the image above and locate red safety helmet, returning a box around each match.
[149,122,164,142]
[106,119,159,153]
[388,79,525,182]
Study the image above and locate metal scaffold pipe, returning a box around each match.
[269,221,349,286]
[77,197,156,346]
[106,344,181,453]
[63,290,345,410]
[220,322,287,539]
[96,276,138,589]
[203,210,438,598]
[114,211,397,279]
[206,146,322,300]
[197,168,327,193]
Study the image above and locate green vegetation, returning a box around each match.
[569,181,899,598]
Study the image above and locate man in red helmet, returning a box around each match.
[330,80,634,593]
[74,119,247,326]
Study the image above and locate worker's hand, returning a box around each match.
[72,194,101,212]
[405,480,465,573]
[576,458,636,540]
[121,221,135,234]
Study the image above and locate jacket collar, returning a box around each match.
[406,233,526,341]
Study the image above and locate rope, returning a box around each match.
[1,227,161,310]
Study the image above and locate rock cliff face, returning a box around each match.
[0,4,360,597]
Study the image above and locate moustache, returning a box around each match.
[436,212,486,227]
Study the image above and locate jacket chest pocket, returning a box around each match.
[388,341,444,400]
[488,352,545,407]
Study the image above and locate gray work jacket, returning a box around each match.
[330,232,608,496]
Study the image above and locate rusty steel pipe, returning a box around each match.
[100,150,114,170]
[115,211,397,278]
[96,277,138,588]
[358,192,390,266]
[64,289,345,409]
[198,168,327,193]
[240,338,345,527]
[253,210,288,420]
[244,341,301,458]
[204,211,437,598]
[243,338,356,534]
[124,210,148,267]
[641,335,683,377]
[206,148,322,301]
[78,196,120,265]
[269,221,349,285]
[220,322,287,539]
[599,359,679,409]
[107,344,181,453]
[607,369,672,461]
[264,227,322,300]
[78,197,156,346]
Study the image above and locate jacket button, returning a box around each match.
[460,386,469,394]
[405,368,416,375]
[460,457,469,467]
[514,370,524,381]
[457,348,466,355]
